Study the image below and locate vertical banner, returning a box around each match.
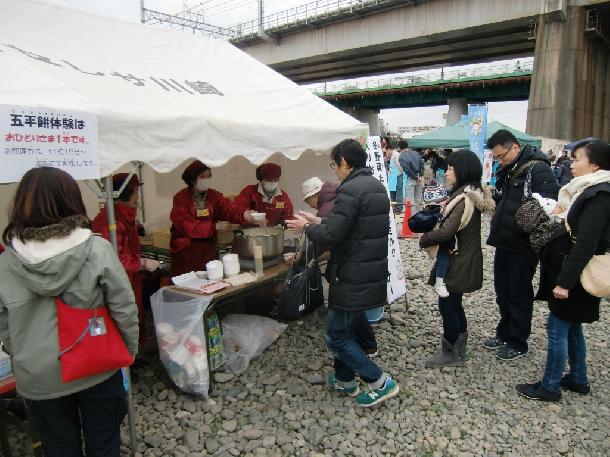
[482,148,494,184]
[0,105,99,183]
[467,104,488,164]
[364,136,407,304]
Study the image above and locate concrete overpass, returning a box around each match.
[313,62,532,109]
[232,0,610,141]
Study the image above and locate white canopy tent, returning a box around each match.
[0,1,368,454]
[0,0,367,178]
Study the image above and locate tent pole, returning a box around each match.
[104,176,138,457]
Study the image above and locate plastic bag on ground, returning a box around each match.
[221,314,288,375]
[150,289,213,397]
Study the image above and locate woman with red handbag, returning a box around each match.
[0,167,139,457]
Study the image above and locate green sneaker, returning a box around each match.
[356,376,399,407]
[328,372,360,397]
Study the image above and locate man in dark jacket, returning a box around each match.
[484,130,560,361]
[287,139,399,408]
[398,141,425,213]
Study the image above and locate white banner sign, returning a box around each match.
[0,105,99,183]
[482,148,494,184]
[365,136,407,304]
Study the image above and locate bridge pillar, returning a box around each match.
[341,107,380,136]
[527,6,610,142]
[446,98,468,126]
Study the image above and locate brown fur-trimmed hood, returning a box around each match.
[20,215,90,242]
[464,186,496,213]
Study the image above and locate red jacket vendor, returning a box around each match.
[91,173,158,345]
[233,163,294,226]
[170,160,248,276]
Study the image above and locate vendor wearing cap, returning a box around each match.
[170,160,249,276]
[302,177,339,218]
[233,163,294,226]
[92,173,157,345]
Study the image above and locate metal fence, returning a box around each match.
[227,0,414,40]
[310,60,534,95]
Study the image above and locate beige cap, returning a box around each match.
[301,177,324,201]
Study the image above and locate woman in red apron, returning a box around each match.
[233,163,294,226]
[92,173,157,345]
[170,160,246,276]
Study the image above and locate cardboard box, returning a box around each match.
[152,230,171,250]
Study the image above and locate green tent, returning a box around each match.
[408,120,542,149]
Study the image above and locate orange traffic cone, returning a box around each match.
[399,199,418,238]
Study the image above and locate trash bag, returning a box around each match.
[221,314,287,375]
[150,289,213,397]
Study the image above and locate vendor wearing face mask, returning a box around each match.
[170,160,247,276]
[92,173,156,345]
[233,163,294,227]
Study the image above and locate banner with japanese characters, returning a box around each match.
[482,148,494,184]
[364,136,407,304]
[0,105,99,183]
[467,104,488,164]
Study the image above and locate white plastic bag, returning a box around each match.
[221,314,288,375]
[150,289,213,397]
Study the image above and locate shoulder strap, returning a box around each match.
[508,160,540,187]
[508,159,540,186]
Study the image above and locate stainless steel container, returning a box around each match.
[232,227,284,259]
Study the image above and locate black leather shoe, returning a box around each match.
[516,382,561,401]
[560,375,590,395]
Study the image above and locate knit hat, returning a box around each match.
[181,160,210,186]
[112,173,142,192]
[256,163,282,181]
[423,179,448,204]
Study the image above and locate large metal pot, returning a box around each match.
[232,227,284,259]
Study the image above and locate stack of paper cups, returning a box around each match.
[222,253,240,277]
[206,260,224,281]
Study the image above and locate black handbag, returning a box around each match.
[276,235,324,320]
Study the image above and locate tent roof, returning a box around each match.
[408,120,542,149]
[0,0,367,177]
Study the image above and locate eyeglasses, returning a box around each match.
[329,162,337,169]
[494,144,513,161]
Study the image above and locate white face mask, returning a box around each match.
[196,178,211,193]
[263,181,278,193]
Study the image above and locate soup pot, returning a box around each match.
[232,227,284,259]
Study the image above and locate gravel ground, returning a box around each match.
[7,215,610,456]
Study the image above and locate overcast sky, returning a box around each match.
[42,0,529,132]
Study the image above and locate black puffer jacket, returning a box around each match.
[305,167,389,311]
[488,145,559,251]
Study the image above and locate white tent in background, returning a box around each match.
[0,0,367,178]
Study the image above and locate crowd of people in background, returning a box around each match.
[0,132,608,455]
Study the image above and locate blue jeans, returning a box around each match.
[435,247,449,279]
[438,293,467,344]
[541,312,588,394]
[325,308,383,383]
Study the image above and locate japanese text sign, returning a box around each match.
[0,105,100,183]
[365,136,407,304]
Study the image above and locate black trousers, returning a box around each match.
[494,247,539,352]
[438,293,467,344]
[26,371,127,457]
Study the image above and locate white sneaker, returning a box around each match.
[435,278,449,298]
